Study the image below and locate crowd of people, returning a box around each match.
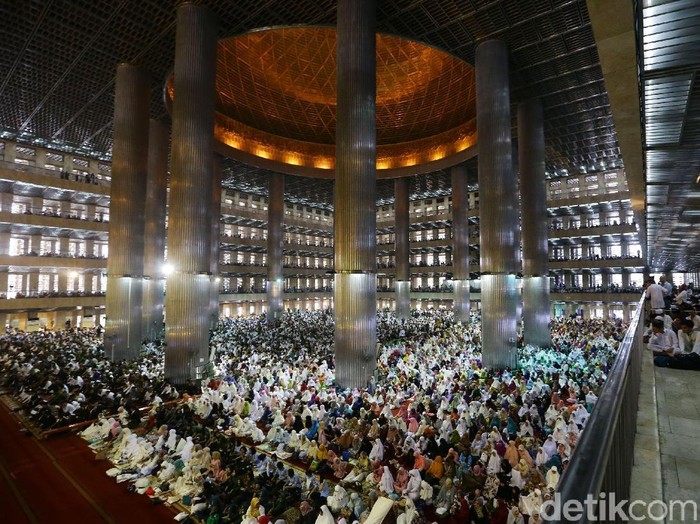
[643,278,700,369]
[0,310,630,524]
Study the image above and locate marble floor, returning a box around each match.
[631,351,700,524]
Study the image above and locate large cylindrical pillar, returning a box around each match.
[518,98,551,348]
[267,172,285,323]
[451,163,470,322]
[476,40,519,369]
[105,64,149,361]
[142,120,168,341]
[210,155,222,329]
[334,0,377,389]
[394,177,410,318]
[164,3,218,384]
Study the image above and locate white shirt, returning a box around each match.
[648,328,680,354]
[678,330,700,355]
[646,284,665,309]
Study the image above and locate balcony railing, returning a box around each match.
[550,295,644,523]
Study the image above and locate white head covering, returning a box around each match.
[379,465,394,494]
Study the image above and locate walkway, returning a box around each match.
[0,398,178,524]
[632,352,700,524]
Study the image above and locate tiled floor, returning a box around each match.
[632,351,700,524]
[655,364,700,524]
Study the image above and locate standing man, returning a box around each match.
[659,276,673,309]
[645,278,665,316]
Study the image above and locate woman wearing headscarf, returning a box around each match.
[403,468,422,500]
[426,454,444,482]
[314,505,334,524]
[327,484,349,513]
[393,466,409,492]
[378,465,394,494]
[368,438,384,463]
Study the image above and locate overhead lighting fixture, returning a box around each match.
[696,173,700,184]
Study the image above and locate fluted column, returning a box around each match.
[476,40,519,369]
[105,64,149,361]
[394,177,410,318]
[164,3,218,384]
[210,155,222,328]
[142,120,168,341]
[334,0,377,389]
[267,172,285,323]
[451,163,470,322]
[518,98,550,348]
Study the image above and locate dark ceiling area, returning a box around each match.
[0,0,697,270]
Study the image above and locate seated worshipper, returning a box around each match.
[426,454,444,482]
[349,492,366,520]
[368,438,385,464]
[678,318,700,354]
[343,451,370,483]
[396,497,418,524]
[546,465,560,490]
[327,484,350,513]
[378,465,395,495]
[393,465,410,492]
[655,318,700,369]
[435,477,457,515]
[648,319,681,365]
[403,468,422,500]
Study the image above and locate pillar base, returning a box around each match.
[481,274,518,369]
[453,279,471,322]
[266,279,284,323]
[522,276,551,348]
[142,278,164,341]
[105,276,143,361]
[164,272,212,384]
[395,280,410,319]
[334,272,377,389]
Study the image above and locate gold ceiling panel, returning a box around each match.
[167,26,477,176]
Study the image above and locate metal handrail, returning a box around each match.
[551,294,645,523]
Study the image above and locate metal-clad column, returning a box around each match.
[105,64,149,361]
[334,0,377,389]
[142,120,168,341]
[476,40,519,369]
[519,99,551,348]
[394,177,410,318]
[451,163,470,322]
[164,3,218,384]
[210,155,222,328]
[267,172,285,323]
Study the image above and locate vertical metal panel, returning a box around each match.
[519,99,548,276]
[105,277,143,360]
[267,172,285,322]
[451,163,470,279]
[105,63,149,360]
[453,279,471,322]
[476,40,519,274]
[334,0,377,389]
[394,177,409,318]
[394,280,410,318]
[165,3,218,384]
[334,273,377,388]
[210,155,222,328]
[164,273,212,385]
[451,164,470,322]
[522,276,551,347]
[142,119,168,341]
[518,99,550,347]
[476,40,519,365]
[480,274,518,369]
